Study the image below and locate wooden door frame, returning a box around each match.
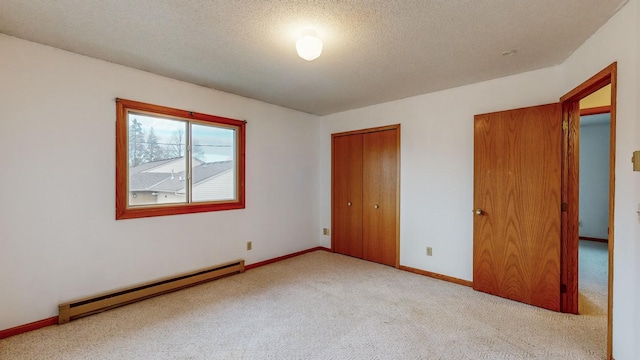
[331,124,401,268]
[559,62,616,359]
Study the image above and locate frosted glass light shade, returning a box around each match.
[296,34,323,61]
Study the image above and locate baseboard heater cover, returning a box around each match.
[58,259,245,324]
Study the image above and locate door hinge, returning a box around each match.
[562,120,568,131]
[561,203,568,212]
[561,284,567,293]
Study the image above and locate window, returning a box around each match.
[116,99,245,219]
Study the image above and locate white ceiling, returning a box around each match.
[0,0,628,115]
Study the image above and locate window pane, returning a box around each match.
[128,113,188,206]
[116,98,246,219]
[191,123,236,202]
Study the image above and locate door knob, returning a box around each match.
[474,208,483,216]
[347,202,352,206]
[374,204,379,209]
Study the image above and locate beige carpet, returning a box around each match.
[0,245,607,360]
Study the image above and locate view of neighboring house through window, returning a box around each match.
[116,99,246,219]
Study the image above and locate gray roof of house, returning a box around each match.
[129,160,232,192]
[129,157,179,175]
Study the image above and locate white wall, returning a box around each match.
[319,0,639,358]
[0,34,320,331]
[579,121,610,239]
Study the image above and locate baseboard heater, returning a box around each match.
[58,259,245,324]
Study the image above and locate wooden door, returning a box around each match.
[473,103,562,311]
[363,129,398,266]
[332,134,363,258]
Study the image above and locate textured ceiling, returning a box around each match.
[0,0,628,115]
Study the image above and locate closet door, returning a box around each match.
[362,129,398,266]
[332,134,363,258]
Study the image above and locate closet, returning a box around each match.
[331,125,399,267]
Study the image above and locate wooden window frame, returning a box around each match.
[115,98,246,220]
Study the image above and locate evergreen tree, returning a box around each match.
[128,119,145,167]
[143,127,165,163]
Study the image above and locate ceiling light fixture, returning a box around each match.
[296,30,323,61]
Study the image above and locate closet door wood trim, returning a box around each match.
[331,134,364,258]
[331,124,400,268]
[334,124,400,137]
[363,128,398,266]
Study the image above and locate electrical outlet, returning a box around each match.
[323,228,330,236]
[247,241,252,251]
[426,247,433,256]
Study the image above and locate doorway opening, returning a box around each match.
[560,63,617,359]
[578,89,610,320]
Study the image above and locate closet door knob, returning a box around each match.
[347,202,352,206]
[374,204,379,209]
